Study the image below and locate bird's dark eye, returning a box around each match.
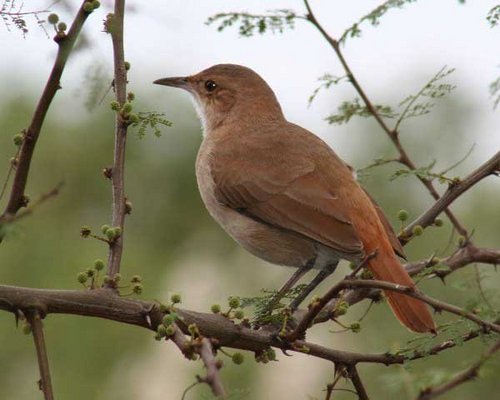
[205,80,217,92]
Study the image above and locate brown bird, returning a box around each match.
[154,64,435,333]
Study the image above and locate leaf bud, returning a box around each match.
[231,352,244,365]
[47,13,59,24]
[397,209,409,221]
[228,296,240,309]
[211,304,221,314]
[94,259,105,271]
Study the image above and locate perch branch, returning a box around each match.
[0,285,497,368]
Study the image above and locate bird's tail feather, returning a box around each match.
[368,250,436,333]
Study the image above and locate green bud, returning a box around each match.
[458,235,466,247]
[57,22,67,31]
[159,303,169,313]
[130,275,142,283]
[47,13,59,24]
[13,133,24,146]
[350,322,361,333]
[86,268,95,277]
[211,304,221,314]
[430,257,441,266]
[80,226,91,238]
[132,283,143,295]
[127,92,135,101]
[188,323,199,337]
[113,273,122,282]
[360,269,373,279]
[100,224,110,234]
[124,61,131,70]
[266,348,277,361]
[335,300,349,316]
[231,352,244,365]
[234,310,244,319]
[110,101,120,111]
[77,272,88,284]
[228,297,240,309]
[434,218,444,227]
[22,322,32,335]
[162,314,175,326]
[412,225,424,236]
[113,227,122,237]
[165,325,175,336]
[157,324,167,337]
[154,332,162,341]
[128,113,139,123]
[103,275,111,284]
[83,2,94,13]
[91,0,101,9]
[170,293,181,304]
[397,209,409,222]
[121,102,133,114]
[106,228,119,240]
[94,259,105,271]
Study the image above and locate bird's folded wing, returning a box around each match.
[211,153,364,258]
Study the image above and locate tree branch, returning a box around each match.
[0,285,496,369]
[401,151,500,242]
[28,312,54,400]
[417,340,500,400]
[197,338,227,398]
[347,365,369,400]
[302,0,468,237]
[106,0,129,279]
[0,1,93,225]
[289,278,500,342]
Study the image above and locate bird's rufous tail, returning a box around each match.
[368,249,436,333]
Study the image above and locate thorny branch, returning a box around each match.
[302,0,469,238]
[0,285,498,367]
[28,312,54,400]
[197,338,227,398]
[417,340,500,400]
[0,1,93,228]
[347,365,370,400]
[106,0,128,279]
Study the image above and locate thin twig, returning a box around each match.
[1,181,63,224]
[347,365,369,400]
[106,0,129,279]
[0,1,93,222]
[417,340,500,400]
[29,312,54,400]
[198,338,227,398]
[400,151,500,242]
[302,0,468,237]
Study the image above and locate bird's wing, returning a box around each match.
[210,130,364,258]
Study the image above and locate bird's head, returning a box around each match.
[154,64,284,133]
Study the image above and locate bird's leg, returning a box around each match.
[289,261,339,311]
[266,261,315,314]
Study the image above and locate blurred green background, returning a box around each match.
[1,1,499,399]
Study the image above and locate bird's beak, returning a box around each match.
[153,76,191,90]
